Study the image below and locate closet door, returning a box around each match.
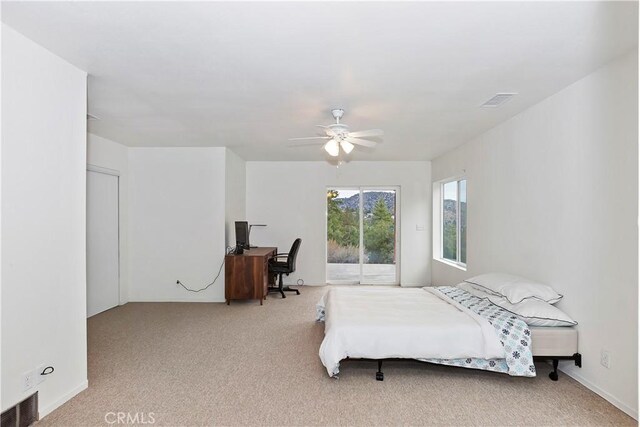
[87,170,120,317]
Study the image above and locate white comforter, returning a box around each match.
[318,286,505,377]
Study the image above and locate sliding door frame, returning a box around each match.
[326,186,400,285]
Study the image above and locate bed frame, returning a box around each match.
[343,353,582,381]
[533,353,582,381]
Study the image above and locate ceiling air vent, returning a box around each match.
[481,93,517,108]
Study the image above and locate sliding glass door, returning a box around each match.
[326,187,399,285]
[326,188,360,283]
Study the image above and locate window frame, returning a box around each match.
[437,177,467,270]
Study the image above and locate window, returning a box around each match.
[441,178,466,266]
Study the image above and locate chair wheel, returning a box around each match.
[549,371,558,381]
[376,372,384,381]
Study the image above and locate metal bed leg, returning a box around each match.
[573,353,582,367]
[549,359,559,381]
[533,353,582,381]
[376,360,384,381]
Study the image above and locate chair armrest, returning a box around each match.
[270,254,288,265]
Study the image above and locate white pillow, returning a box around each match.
[456,282,576,327]
[486,295,577,327]
[464,273,563,304]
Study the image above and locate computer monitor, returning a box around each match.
[235,221,250,249]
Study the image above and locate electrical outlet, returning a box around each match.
[600,349,611,368]
[21,365,49,391]
[22,371,35,391]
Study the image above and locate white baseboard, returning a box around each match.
[39,379,88,419]
[559,366,638,420]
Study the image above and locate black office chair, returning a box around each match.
[268,238,302,299]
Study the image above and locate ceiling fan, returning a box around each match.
[289,109,383,157]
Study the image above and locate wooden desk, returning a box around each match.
[225,247,277,305]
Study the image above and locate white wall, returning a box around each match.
[224,149,246,247]
[0,15,5,413]
[1,24,88,415]
[87,133,129,304]
[128,148,227,302]
[246,161,432,286]
[431,51,638,418]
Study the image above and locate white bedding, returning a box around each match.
[318,286,505,377]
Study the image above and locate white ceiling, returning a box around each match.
[2,1,637,161]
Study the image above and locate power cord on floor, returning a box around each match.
[175,247,233,292]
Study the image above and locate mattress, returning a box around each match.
[530,326,578,356]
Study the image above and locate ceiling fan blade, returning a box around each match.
[316,125,336,137]
[288,136,331,141]
[345,137,377,148]
[347,129,384,138]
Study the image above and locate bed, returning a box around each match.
[316,285,580,381]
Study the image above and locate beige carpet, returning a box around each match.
[39,286,634,426]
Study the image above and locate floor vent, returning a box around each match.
[1,392,38,427]
[481,93,517,107]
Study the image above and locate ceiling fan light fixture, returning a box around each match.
[340,140,354,154]
[324,139,340,157]
[289,109,383,157]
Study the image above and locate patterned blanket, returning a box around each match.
[423,286,536,377]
